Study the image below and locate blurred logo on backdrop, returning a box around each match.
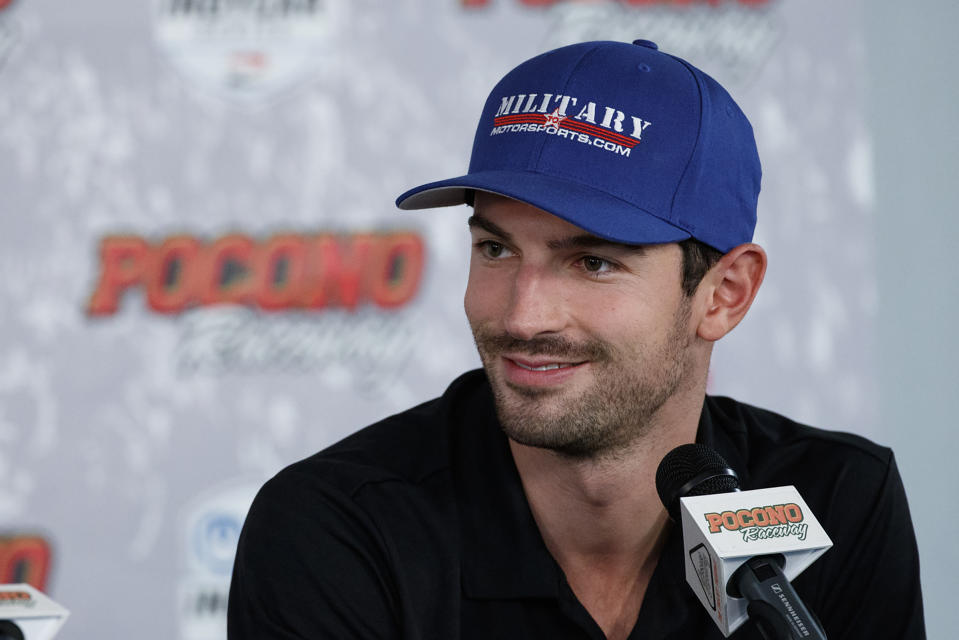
[462,0,781,88]
[0,535,52,592]
[86,230,426,379]
[152,0,343,105]
[178,482,258,640]
[88,231,424,315]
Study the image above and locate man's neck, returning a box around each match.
[508,393,704,639]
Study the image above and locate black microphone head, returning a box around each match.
[0,620,24,640]
[656,443,740,522]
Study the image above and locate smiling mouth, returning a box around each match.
[509,359,584,372]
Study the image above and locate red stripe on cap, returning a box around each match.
[494,114,547,125]
[560,120,639,148]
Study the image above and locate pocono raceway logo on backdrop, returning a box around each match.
[0,535,52,592]
[490,92,652,158]
[87,232,424,315]
[178,482,258,640]
[87,231,426,378]
[463,0,781,88]
[152,0,343,105]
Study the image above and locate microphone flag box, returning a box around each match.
[0,583,70,640]
[679,485,832,637]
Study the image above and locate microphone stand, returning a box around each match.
[729,555,827,640]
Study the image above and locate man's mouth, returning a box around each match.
[496,353,592,388]
[512,361,577,372]
[505,355,588,372]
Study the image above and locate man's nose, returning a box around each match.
[502,265,568,341]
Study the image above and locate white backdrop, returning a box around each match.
[1,0,944,638]
[867,2,959,639]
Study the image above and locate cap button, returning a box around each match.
[632,39,658,50]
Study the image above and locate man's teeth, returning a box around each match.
[515,361,571,372]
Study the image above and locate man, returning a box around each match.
[228,40,924,639]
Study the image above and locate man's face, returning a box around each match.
[464,193,698,459]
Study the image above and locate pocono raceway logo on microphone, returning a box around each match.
[0,584,69,640]
[679,486,831,636]
[704,502,809,543]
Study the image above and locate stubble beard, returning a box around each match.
[471,299,694,460]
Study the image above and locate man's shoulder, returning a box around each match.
[231,376,491,638]
[271,369,493,499]
[705,399,924,637]
[705,395,894,490]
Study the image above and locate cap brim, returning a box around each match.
[396,170,691,246]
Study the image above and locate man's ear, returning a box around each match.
[696,243,767,342]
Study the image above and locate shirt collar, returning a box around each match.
[698,394,752,489]
[451,375,748,601]
[451,374,560,599]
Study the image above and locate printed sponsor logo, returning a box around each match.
[704,503,809,542]
[192,511,243,576]
[490,93,651,158]
[172,305,420,378]
[178,482,258,640]
[775,587,810,636]
[87,231,425,315]
[688,543,716,610]
[0,535,52,592]
[152,0,342,105]
[0,590,31,605]
[86,230,425,379]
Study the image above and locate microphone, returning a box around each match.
[656,444,831,639]
[656,443,740,521]
[0,585,69,640]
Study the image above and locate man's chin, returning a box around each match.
[500,420,610,460]
[502,379,561,399]
[491,385,580,437]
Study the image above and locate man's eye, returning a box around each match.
[480,241,508,258]
[581,256,612,273]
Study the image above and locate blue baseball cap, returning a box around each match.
[395,39,761,254]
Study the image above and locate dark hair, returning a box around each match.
[678,237,723,296]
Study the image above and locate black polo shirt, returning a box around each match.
[228,369,924,639]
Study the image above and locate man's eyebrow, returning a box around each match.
[546,235,648,255]
[467,212,647,255]
[467,214,512,242]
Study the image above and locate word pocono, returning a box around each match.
[704,503,810,543]
[490,93,653,157]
